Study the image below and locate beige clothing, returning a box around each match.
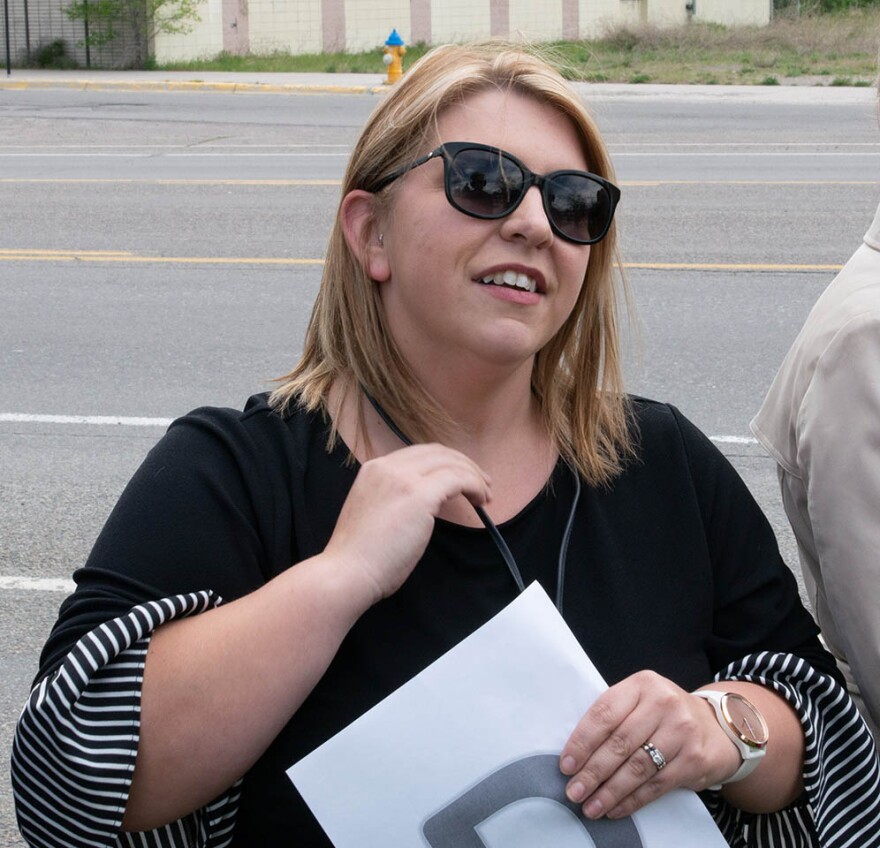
[751,202,880,745]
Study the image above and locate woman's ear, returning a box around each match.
[341,190,391,282]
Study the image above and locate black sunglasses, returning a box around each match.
[370,141,620,245]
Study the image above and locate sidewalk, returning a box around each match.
[1,68,874,104]
[0,68,392,94]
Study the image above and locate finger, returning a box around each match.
[563,705,662,806]
[604,753,675,819]
[578,736,681,819]
[356,445,491,508]
[560,684,642,777]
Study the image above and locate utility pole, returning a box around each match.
[4,0,11,76]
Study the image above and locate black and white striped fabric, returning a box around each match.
[12,592,239,848]
[706,652,880,847]
[12,593,880,847]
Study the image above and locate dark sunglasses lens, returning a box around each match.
[546,174,614,244]
[447,149,525,218]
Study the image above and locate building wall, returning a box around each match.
[580,0,643,39]
[345,0,410,51]
[154,0,224,62]
[3,0,773,68]
[696,0,771,27]
[509,0,564,43]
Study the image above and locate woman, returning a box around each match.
[12,44,880,847]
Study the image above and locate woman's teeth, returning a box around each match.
[479,271,537,293]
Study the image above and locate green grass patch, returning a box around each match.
[155,9,880,86]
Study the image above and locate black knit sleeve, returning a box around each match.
[36,396,296,681]
[12,396,298,847]
[665,403,842,683]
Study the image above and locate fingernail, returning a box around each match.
[607,806,624,820]
[561,755,577,774]
[567,781,586,803]
[585,799,604,819]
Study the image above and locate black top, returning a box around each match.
[34,393,839,845]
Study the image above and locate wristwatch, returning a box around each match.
[693,690,769,789]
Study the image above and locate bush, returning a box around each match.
[65,0,201,68]
[775,0,880,11]
[34,39,78,68]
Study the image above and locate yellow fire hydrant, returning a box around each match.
[383,29,406,84]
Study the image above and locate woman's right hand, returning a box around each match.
[324,443,492,603]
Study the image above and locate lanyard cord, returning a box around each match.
[362,390,581,613]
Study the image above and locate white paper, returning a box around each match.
[288,582,727,848]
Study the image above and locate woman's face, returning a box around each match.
[374,88,593,381]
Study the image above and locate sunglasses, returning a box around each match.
[370,141,620,245]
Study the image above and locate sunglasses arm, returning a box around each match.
[370,148,444,193]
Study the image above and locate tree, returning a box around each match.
[65,0,201,68]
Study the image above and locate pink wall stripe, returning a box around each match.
[489,0,510,37]
[410,0,432,45]
[222,0,250,54]
[322,0,346,52]
[562,0,579,40]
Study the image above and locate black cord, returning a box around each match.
[362,388,581,612]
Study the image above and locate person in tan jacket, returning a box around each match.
[751,199,880,746]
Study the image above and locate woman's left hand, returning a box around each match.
[559,670,741,819]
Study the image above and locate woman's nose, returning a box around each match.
[499,185,554,247]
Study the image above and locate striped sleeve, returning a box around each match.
[11,591,241,848]
[704,651,880,848]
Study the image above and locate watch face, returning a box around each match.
[722,694,769,748]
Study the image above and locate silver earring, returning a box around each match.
[378,233,384,246]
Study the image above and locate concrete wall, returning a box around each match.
[696,0,771,27]
[580,0,644,39]
[346,0,410,51]
[154,0,224,62]
[3,0,773,67]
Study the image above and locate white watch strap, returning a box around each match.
[693,690,766,789]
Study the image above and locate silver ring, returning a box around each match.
[642,741,667,771]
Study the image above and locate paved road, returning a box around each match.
[1,76,878,845]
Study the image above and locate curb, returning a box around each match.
[0,78,392,94]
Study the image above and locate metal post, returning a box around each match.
[4,0,11,75]
[23,0,30,64]
[83,0,91,68]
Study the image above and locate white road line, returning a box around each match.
[0,413,173,426]
[612,151,880,157]
[611,142,880,148]
[2,142,875,150]
[0,576,76,592]
[0,413,760,443]
[0,144,352,149]
[710,435,759,445]
[0,152,351,158]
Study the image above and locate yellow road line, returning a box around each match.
[0,80,389,95]
[0,248,133,256]
[2,178,878,187]
[0,250,843,272]
[0,251,324,265]
[625,261,843,272]
[624,180,880,186]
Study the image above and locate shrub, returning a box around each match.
[34,39,78,68]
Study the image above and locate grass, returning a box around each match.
[156,8,880,86]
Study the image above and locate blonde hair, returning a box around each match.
[271,42,634,486]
